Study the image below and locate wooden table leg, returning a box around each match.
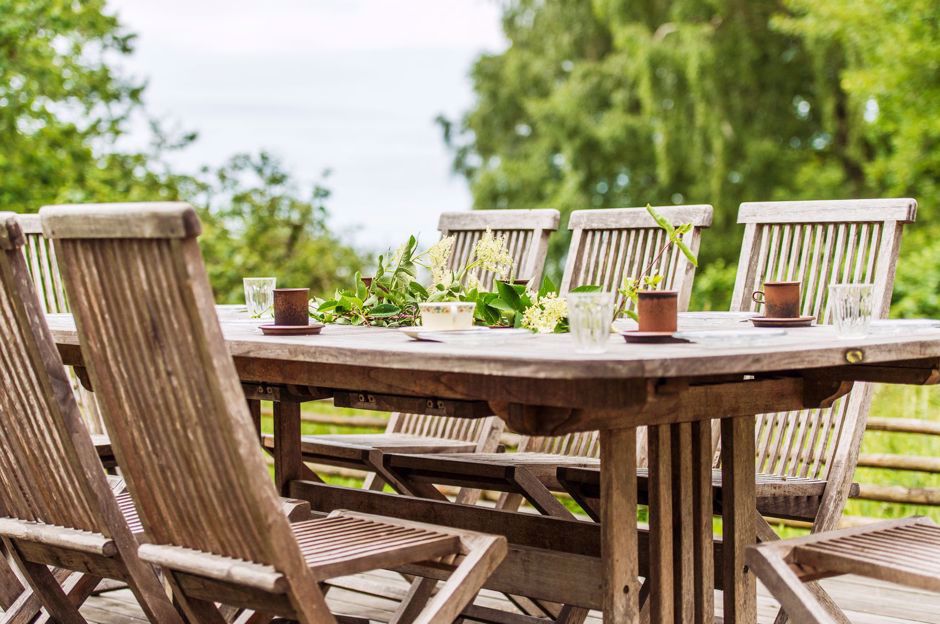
[647,420,718,624]
[647,424,674,623]
[691,420,715,624]
[273,397,303,496]
[600,427,640,622]
[246,398,262,442]
[722,415,757,624]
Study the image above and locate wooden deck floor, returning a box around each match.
[69,569,940,623]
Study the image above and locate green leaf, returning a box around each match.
[646,203,675,238]
[675,237,699,267]
[496,280,525,312]
[538,275,556,298]
[369,303,402,318]
[571,284,602,293]
[408,281,429,299]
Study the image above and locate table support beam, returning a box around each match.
[722,415,757,624]
[599,428,640,621]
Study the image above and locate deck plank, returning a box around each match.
[11,569,929,624]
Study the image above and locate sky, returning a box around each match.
[108,0,506,251]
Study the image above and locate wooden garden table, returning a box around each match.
[47,311,940,624]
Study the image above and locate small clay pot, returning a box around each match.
[636,290,678,333]
[752,281,801,318]
[360,276,374,289]
[273,288,310,326]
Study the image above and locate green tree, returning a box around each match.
[444,0,940,311]
[0,0,158,207]
[1,0,362,301]
[193,153,362,303]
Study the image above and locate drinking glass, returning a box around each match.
[828,283,873,338]
[567,292,614,354]
[243,277,276,319]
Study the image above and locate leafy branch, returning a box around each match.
[616,204,698,320]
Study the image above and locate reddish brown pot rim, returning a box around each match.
[636,290,678,298]
[761,281,801,286]
[273,288,310,293]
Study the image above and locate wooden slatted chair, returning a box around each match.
[15,214,113,465]
[440,209,558,289]
[264,209,560,493]
[556,198,917,621]
[376,206,711,622]
[44,201,507,624]
[0,212,185,624]
[379,205,712,513]
[747,516,940,624]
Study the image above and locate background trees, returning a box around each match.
[442,0,939,311]
[0,0,361,302]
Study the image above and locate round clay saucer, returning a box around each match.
[620,331,689,344]
[749,316,815,328]
[259,323,324,336]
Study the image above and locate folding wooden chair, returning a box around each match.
[556,198,917,622]
[44,201,507,624]
[747,516,940,624]
[379,205,712,511]
[0,212,184,624]
[15,213,113,464]
[262,209,560,494]
[377,205,712,623]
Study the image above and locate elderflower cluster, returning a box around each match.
[465,272,482,292]
[427,235,455,285]
[472,229,514,278]
[522,292,568,333]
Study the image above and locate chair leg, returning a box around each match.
[0,550,23,609]
[388,576,439,624]
[410,535,507,624]
[756,514,850,624]
[3,544,89,624]
[164,571,230,624]
[745,546,847,624]
[2,567,96,624]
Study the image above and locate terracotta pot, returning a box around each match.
[273,288,310,326]
[360,276,374,288]
[752,281,801,318]
[636,290,678,333]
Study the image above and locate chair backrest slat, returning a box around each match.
[14,213,105,434]
[389,209,559,442]
[561,205,713,313]
[723,199,916,492]
[523,205,713,458]
[0,214,108,533]
[45,203,305,574]
[438,209,559,290]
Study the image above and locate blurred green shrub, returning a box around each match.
[690,258,736,311]
[891,227,940,318]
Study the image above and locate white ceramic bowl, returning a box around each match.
[418,302,476,331]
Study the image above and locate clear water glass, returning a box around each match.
[568,292,614,354]
[829,283,873,338]
[243,277,276,319]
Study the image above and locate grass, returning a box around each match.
[261,385,940,529]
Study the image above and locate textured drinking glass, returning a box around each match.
[568,292,614,354]
[243,277,276,318]
[829,283,873,338]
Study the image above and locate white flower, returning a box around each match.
[428,235,455,285]
[465,272,482,292]
[390,242,408,267]
[472,228,514,279]
[522,292,568,333]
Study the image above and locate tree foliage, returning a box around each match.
[0,0,361,302]
[444,0,940,313]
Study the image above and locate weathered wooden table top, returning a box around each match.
[45,311,940,381]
